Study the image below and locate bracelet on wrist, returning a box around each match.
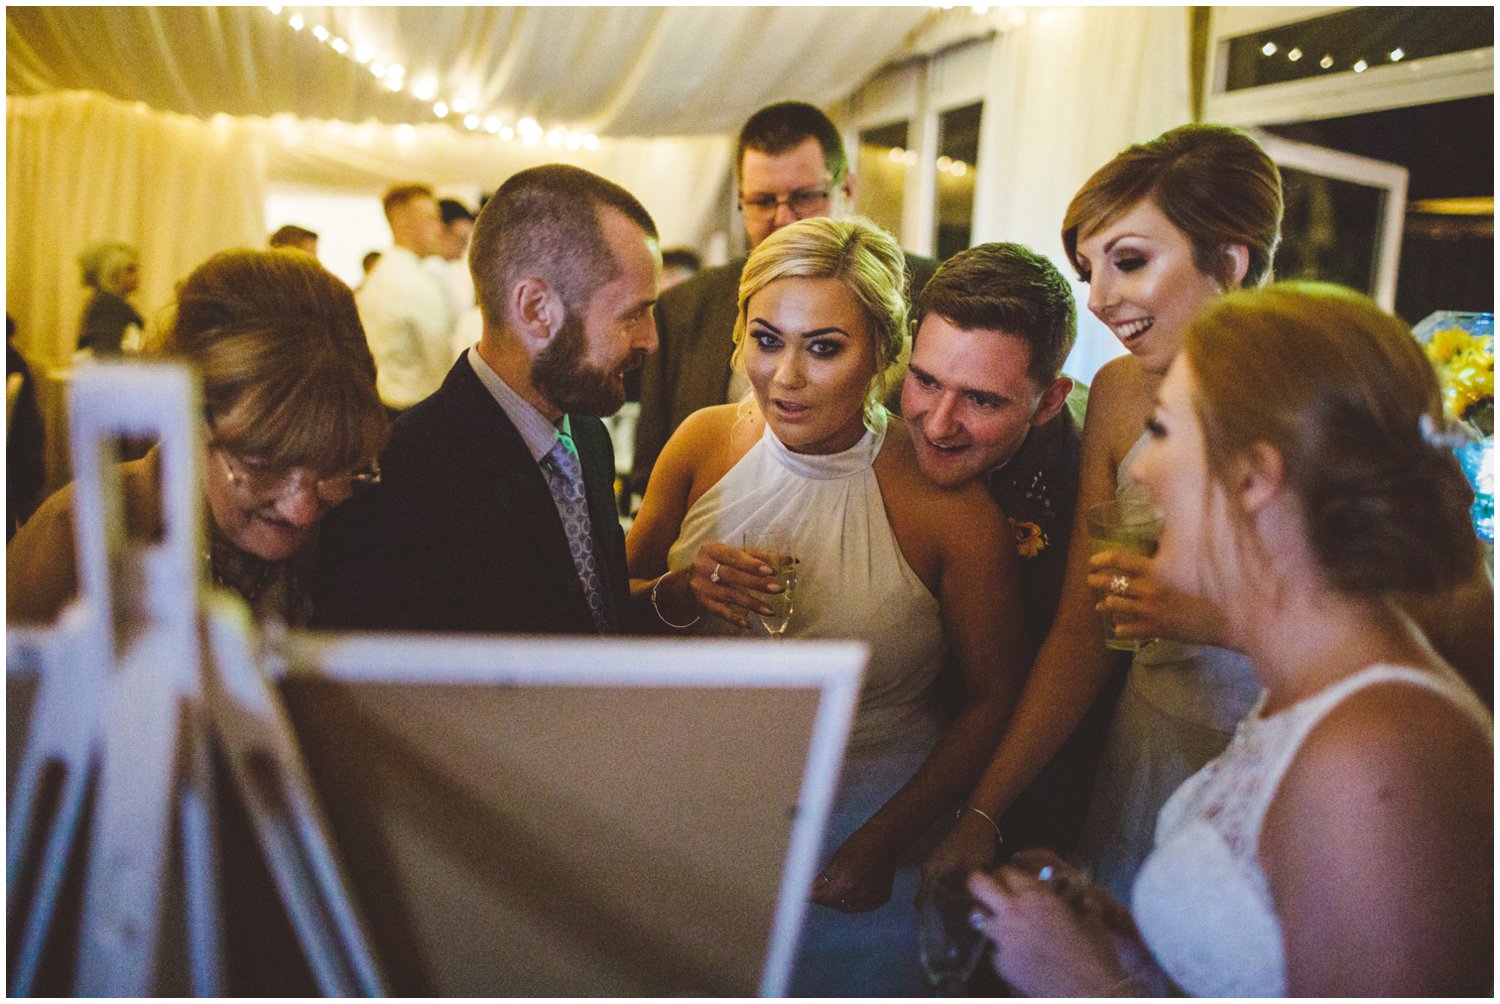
[651,572,700,630]
[956,805,1004,858]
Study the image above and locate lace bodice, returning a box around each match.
[1132,664,1493,996]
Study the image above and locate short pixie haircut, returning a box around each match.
[1063,124,1283,289]
[77,241,138,292]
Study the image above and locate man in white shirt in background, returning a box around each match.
[357,183,454,412]
[437,196,485,363]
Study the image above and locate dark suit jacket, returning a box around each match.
[311,357,632,635]
[630,249,938,497]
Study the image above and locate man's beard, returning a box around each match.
[532,310,646,417]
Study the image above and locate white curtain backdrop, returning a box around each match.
[972,6,1194,384]
[7,91,731,373]
[6,92,267,370]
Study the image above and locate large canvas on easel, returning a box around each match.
[276,633,863,997]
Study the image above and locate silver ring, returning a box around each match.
[710,563,722,583]
[1038,863,1078,896]
[968,908,988,932]
[1109,574,1130,597]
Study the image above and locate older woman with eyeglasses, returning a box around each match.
[9,248,387,626]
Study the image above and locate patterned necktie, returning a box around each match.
[541,434,611,633]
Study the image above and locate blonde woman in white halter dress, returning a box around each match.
[968,285,1492,996]
[627,217,1031,995]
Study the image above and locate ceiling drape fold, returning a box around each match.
[7,7,940,133]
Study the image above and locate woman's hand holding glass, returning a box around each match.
[967,849,1163,997]
[1086,549,1227,649]
[684,539,787,630]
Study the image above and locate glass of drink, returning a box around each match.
[1085,499,1161,652]
[917,872,990,995]
[742,531,797,638]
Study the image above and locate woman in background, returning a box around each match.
[970,283,1492,996]
[628,216,1028,995]
[76,240,145,355]
[11,248,387,625]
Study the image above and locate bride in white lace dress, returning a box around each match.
[968,284,1493,996]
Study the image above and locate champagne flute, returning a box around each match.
[741,531,797,638]
[917,872,990,995]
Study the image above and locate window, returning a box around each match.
[856,121,911,240]
[1221,7,1491,92]
[1253,131,1407,310]
[934,102,981,261]
[1204,6,1493,127]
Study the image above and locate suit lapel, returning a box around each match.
[439,360,593,625]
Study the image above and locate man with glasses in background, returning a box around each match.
[628,101,937,505]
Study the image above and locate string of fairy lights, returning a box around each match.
[263,5,601,150]
[1258,38,1406,74]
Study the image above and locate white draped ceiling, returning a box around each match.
[7,5,965,369]
[7,6,944,135]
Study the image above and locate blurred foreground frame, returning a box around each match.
[6,360,866,996]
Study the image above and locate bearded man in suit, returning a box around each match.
[313,165,660,634]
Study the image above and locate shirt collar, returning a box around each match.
[466,345,572,463]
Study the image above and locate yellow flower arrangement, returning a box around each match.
[1421,319,1493,437]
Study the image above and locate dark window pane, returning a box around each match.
[935,102,981,261]
[857,121,910,241]
[1223,7,1492,92]
[1275,167,1385,294]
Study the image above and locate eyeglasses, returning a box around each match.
[738,188,832,222]
[215,448,381,506]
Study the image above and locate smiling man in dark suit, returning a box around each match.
[312,164,660,635]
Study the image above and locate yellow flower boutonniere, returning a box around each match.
[1009,517,1046,558]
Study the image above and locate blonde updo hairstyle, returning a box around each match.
[1063,124,1284,289]
[158,248,387,475]
[730,216,908,426]
[1185,282,1477,598]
